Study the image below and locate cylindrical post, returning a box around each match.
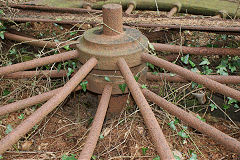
[78,85,112,160]
[125,1,136,14]
[0,50,79,76]
[117,58,174,160]
[152,43,240,56]
[0,86,82,116]
[142,53,240,101]
[2,70,67,79]
[83,2,92,10]
[167,6,178,17]
[4,32,77,48]
[142,88,240,153]
[0,57,97,155]
[147,73,240,84]
[102,4,123,36]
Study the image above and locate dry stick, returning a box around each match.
[142,88,240,153]
[0,86,82,116]
[142,53,240,102]
[0,50,79,76]
[0,57,97,155]
[117,58,174,160]
[78,85,112,160]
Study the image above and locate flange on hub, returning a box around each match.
[76,4,149,113]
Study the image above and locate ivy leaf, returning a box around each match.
[18,113,25,120]
[80,81,88,92]
[61,154,77,160]
[91,155,97,160]
[141,147,148,156]
[181,54,189,64]
[119,83,127,93]
[134,74,140,82]
[191,68,199,73]
[99,134,104,139]
[210,103,217,111]
[199,58,210,65]
[178,130,189,138]
[0,31,5,39]
[0,10,4,14]
[228,63,236,73]
[67,68,74,77]
[104,76,111,82]
[168,121,176,131]
[57,63,62,72]
[174,117,180,124]
[147,62,155,70]
[227,97,237,105]
[152,156,160,160]
[223,104,230,110]
[141,84,147,89]
[148,42,155,51]
[5,124,13,134]
[56,18,62,21]
[196,115,206,122]
[70,31,77,36]
[189,59,195,67]
[216,65,228,75]
[174,155,181,160]
[3,89,10,96]
[202,66,213,75]
[63,45,70,51]
[152,71,158,75]
[189,153,198,160]
[234,104,240,109]
[9,48,17,55]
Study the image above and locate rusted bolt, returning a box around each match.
[102,4,123,36]
[167,2,181,17]
[125,1,136,14]
[82,2,92,10]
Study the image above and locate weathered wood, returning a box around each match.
[93,0,240,18]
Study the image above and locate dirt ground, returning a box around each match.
[0,1,240,160]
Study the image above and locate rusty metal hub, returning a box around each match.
[76,3,148,112]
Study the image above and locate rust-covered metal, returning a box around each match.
[78,85,112,160]
[102,4,123,36]
[0,50,79,76]
[0,57,97,155]
[117,58,175,160]
[0,86,82,116]
[167,6,178,17]
[2,70,67,79]
[76,25,148,70]
[147,73,240,84]
[142,88,240,153]
[127,23,240,33]
[8,3,101,14]
[76,2,148,99]
[125,1,136,14]
[142,53,240,102]
[86,63,147,94]
[82,2,92,10]
[4,32,77,49]
[152,43,240,56]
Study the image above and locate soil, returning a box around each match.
[0,1,240,160]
